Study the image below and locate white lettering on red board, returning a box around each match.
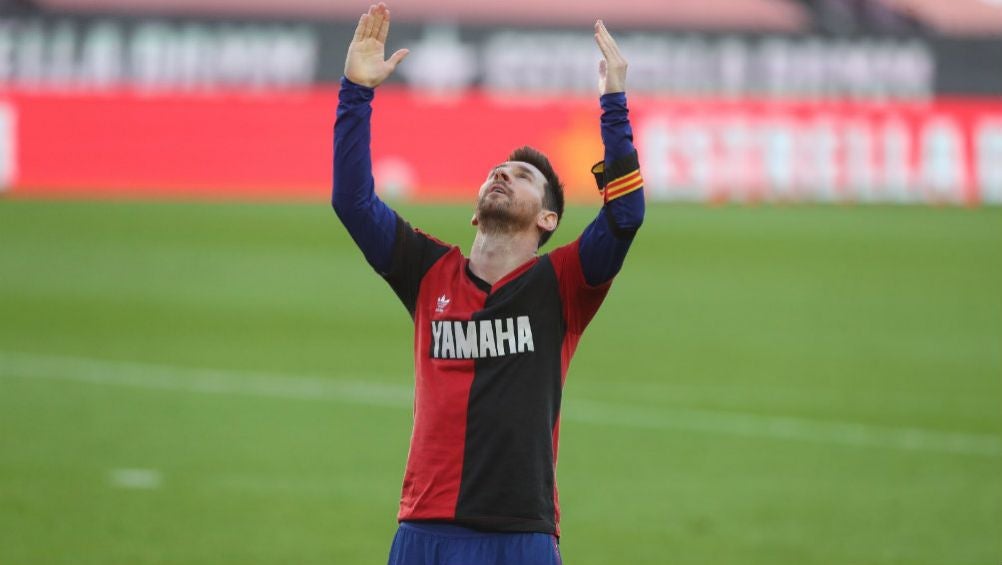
[638,111,1002,204]
[0,103,15,192]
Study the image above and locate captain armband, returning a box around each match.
[591,150,643,204]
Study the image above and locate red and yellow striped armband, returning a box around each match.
[603,169,643,201]
[590,151,644,204]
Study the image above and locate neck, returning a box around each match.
[468,229,539,285]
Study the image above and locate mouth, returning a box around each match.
[488,183,509,196]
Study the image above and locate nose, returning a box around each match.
[492,167,510,183]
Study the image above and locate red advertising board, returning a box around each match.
[2,87,1001,204]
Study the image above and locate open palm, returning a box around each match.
[594,20,627,95]
[344,3,409,88]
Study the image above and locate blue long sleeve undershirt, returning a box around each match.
[332,78,397,274]
[578,91,645,285]
[332,77,644,285]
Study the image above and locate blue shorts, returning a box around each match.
[387,522,562,565]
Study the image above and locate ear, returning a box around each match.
[536,209,558,235]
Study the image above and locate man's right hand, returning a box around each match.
[344,3,409,88]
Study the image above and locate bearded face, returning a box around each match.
[474,162,546,235]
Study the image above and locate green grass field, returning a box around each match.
[1,200,1000,565]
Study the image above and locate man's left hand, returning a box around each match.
[594,20,627,95]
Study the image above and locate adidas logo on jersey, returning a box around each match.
[431,316,535,360]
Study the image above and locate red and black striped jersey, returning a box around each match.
[332,77,645,537]
[383,216,610,536]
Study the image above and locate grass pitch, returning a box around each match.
[1,200,1000,564]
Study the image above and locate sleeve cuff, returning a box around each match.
[599,91,627,112]
[339,76,375,103]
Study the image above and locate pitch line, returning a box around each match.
[108,468,162,490]
[1,350,999,458]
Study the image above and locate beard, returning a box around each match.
[475,192,538,235]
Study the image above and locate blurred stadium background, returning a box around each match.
[1,0,1000,564]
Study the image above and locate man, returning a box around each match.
[333,4,644,564]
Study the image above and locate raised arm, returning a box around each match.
[577,21,646,287]
[332,3,409,274]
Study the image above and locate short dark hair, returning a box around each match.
[507,145,564,247]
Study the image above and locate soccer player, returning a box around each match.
[333,4,644,564]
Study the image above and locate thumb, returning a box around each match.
[599,59,607,76]
[387,48,410,69]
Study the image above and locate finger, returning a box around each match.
[594,30,613,60]
[596,20,620,51]
[360,14,372,41]
[597,28,624,64]
[597,20,611,39]
[371,14,384,40]
[363,5,377,38]
[353,14,365,42]
[597,23,619,56]
[361,13,372,39]
[603,31,622,56]
[369,5,386,39]
[597,19,610,41]
[600,21,619,45]
[594,20,613,55]
[378,9,391,43]
[374,4,389,32]
[387,48,409,69]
